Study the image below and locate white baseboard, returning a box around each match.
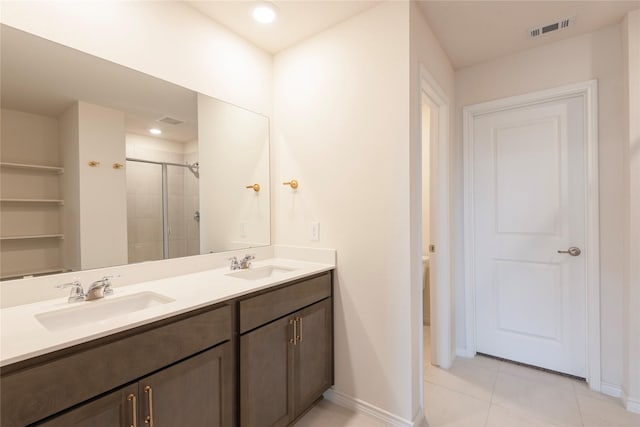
[623,393,640,414]
[601,382,623,398]
[324,388,425,427]
[455,347,474,358]
[599,382,640,414]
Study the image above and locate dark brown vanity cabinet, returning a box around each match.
[1,304,233,427]
[239,273,333,427]
[37,343,233,427]
[1,271,334,427]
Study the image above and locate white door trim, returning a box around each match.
[462,80,601,390]
[420,65,453,369]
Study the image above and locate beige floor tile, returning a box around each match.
[573,381,622,403]
[577,393,640,427]
[425,357,498,402]
[293,399,386,427]
[425,381,491,427]
[492,371,583,427]
[461,354,502,372]
[497,361,579,391]
[486,403,561,427]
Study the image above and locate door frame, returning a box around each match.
[462,80,601,390]
[420,66,453,369]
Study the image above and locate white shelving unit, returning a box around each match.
[1,198,65,205]
[0,162,64,174]
[0,234,64,241]
[1,109,68,280]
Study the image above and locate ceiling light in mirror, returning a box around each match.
[253,3,277,24]
[149,128,162,135]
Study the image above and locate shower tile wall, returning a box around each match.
[126,135,199,263]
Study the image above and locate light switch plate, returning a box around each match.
[310,221,320,241]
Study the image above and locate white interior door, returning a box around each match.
[472,95,587,377]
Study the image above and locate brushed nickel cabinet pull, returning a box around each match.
[127,394,137,427]
[297,316,302,342]
[289,318,297,345]
[144,386,154,426]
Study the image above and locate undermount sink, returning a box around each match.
[35,291,175,332]
[226,265,296,281]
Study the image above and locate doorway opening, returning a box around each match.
[419,67,453,371]
[421,92,434,327]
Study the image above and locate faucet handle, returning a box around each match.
[229,256,240,270]
[90,275,119,294]
[239,254,255,269]
[56,279,86,303]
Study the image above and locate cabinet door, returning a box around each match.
[240,316,294,427]
[139,342,233,427]
[35,383,137,427]
[293,298,333,418]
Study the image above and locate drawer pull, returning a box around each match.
[127,394,137,427]
[289,318,297,345]
[144,386,154,426]
[297,316,303,342]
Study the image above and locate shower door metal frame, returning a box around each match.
[126,157,196,260]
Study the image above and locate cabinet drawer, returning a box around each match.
[240,273,331,334]
[1,304,231,427]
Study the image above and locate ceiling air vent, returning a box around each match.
[529,17,575,38]
[156,116,184,125]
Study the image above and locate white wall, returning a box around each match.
[77,102,128,270]
[622,9,640,412]
[0,0,272,116]
[454,24,627,389]
[273,2,417,423]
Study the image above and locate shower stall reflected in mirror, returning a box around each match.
[126,158,200,263]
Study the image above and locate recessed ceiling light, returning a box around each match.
[253,3,277,24]
[149,128,162,135]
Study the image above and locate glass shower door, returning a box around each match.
[126,160,164,263]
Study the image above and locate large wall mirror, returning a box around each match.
[0,24,271,280]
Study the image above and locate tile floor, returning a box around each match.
[294,326,640,427]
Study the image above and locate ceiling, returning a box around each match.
[187,0,640,69]
[417,1,640,69]
[185,0,381,53]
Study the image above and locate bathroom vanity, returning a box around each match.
[0,260,333,427]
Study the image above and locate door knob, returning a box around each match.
[557,247,581,256]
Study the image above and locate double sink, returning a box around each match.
[34,264,297,333]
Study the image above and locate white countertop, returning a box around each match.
[0,258,334,367]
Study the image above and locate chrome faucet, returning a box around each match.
[229,254,255,270]
[85,276,116,301]
[239,254,255,269]
[56,280,86,303]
